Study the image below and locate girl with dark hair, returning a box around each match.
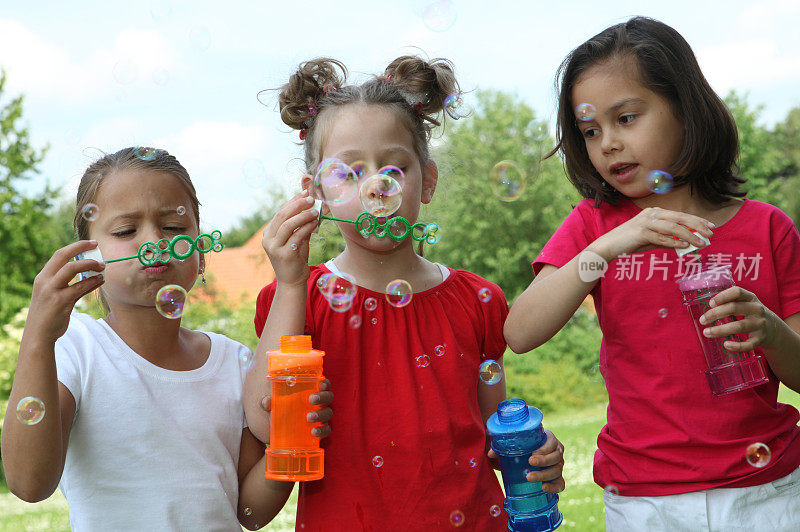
[244,56,566,530]
[506,17,800,530]
[1,147,333,530]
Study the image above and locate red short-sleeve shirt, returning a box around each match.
[534,197,800,496]
[255,264,509,530]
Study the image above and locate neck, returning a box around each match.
[104,305,185,364]
[333,239,437,293]
[631,183,718,217]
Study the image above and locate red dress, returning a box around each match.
[255,264,508,531]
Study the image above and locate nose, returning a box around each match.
[600,127,622,155]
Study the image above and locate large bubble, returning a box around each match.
[314,159,359,206]
[385,279,413,308]
[359,174,402,216]
[155,284,187,319]
[316,272,358,312]
[490,161,526,202]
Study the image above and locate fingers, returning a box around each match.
[64,273,105,301]
[42,240,100,278]
[266,192,317,243]
[487,449,497,459]
[530,432,563,468]
[308,407,332,423]
[542,476,566,494]
[273,206,318,248]
[310,389,333,406]
[649,208,715,237]
[55,257,105,287]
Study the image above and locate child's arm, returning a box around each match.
[236,384,333,529]
[1,241,105,501]
[505,207,715,353]
[244,191,318,443]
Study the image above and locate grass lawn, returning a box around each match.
[1,386,798,531]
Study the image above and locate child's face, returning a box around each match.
[87,168,201,312]
[312,104,437,252]
[572,57,684,198]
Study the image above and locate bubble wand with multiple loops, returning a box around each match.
[103,231,225,266]
[318,212,440,244]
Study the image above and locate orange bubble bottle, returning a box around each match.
[265,335,325,481]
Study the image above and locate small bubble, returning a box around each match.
[243,507,253,516]
[415,355,431,368]
[469,457,478,468]
[489,505,502,517]
[152,69,169,86]
[575,103,596,121]
[490,161,526,202]
[449,509,465,527]
[81,203,100,222]
[189,26,211,51]
[479,359,502,385]
[647,170,674,194]
[371,317,378,325]
[745,442,771,468]
[424,222,441,245]
[176,205,186,216]
[434,345,445,357]
[349,315,362,329]
[16,397,45,425]
[372,455,384,468]
[365,297,378,311]
[422,0,457,32]
[385,279,413,308]
[525,120,548,141]
[658,308,668,318]
[134,146,157,161]
[604,485,619,495]
[478,287,492,303]
[155,284,187,319]
[112,59,137,85]
[287,376,297,387]
[444,93,468,119]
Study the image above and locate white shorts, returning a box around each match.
[604,466,800,531]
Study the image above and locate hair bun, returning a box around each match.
[278,58,347,130]
[383,56,460,122]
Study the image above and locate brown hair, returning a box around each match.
[74,146,200,311]
[550,16,745,206]
[276,55,460,176]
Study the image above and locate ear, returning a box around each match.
[421,160,438,205]
[301,173,330,215]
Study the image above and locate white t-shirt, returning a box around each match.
[54,312,251,532]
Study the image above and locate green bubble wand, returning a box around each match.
[318,212,440,244]
[103,231,224,266]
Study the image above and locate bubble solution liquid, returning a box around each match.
[676,265,769,395]
[486,399,562,532]
[264,335,325,481]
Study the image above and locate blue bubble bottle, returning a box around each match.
[486,399,562,532]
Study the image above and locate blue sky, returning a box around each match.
[2,0,799,232]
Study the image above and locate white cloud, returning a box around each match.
[698,40,800,93]
[0,19,178,103]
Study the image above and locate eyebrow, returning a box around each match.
[608,97,647,114]
[109,209,181,222]
[335,146,414,160]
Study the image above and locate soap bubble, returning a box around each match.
[478,287,492,303]
[16,396,45,425]
[604,485,619,495]
[156,284,187,318]
[176,205,186,216]
[525,120,549,142]
[239,351,254,371]
[189,26,211,51]
[469,457,478,468]
[112,59,137,85]
[371,317,378,325]
[647,170,674,194]
[243,507,253,516]
[378,165,404,182]
[316,272,357,313]
[364,297,378,311]
[286,376,297,387]
[372,456,384,468]
[242,159,268,189]
[152,69,169,86]
[350,160,368,178]
[134,146,157,161]
[490,161,526,202]
[658,308,668,318]
[385,279,413,308]
[81,203,100,222]
[745,442,771,468]
[359,174,402,217]
[449,509,465,527]
[415,355,431,368]
[434,345,445,357]
[349,315,362,329]
[479,359,502,385]
[314,159,359,206]
[489,505,502,517]
[575,103,596,121]
[444,93,469,119]
[422,0,457,32]
[424,223,441,245]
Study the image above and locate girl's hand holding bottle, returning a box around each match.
[260,378,334,438]
[699,286,779,353]
[589,207,716,262]
[261,189,318,287]
[487,430,566,494]
[26,240,106,344]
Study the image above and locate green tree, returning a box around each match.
[773,106,800,226]
[0,70,51,326]
[424,90,581,300]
